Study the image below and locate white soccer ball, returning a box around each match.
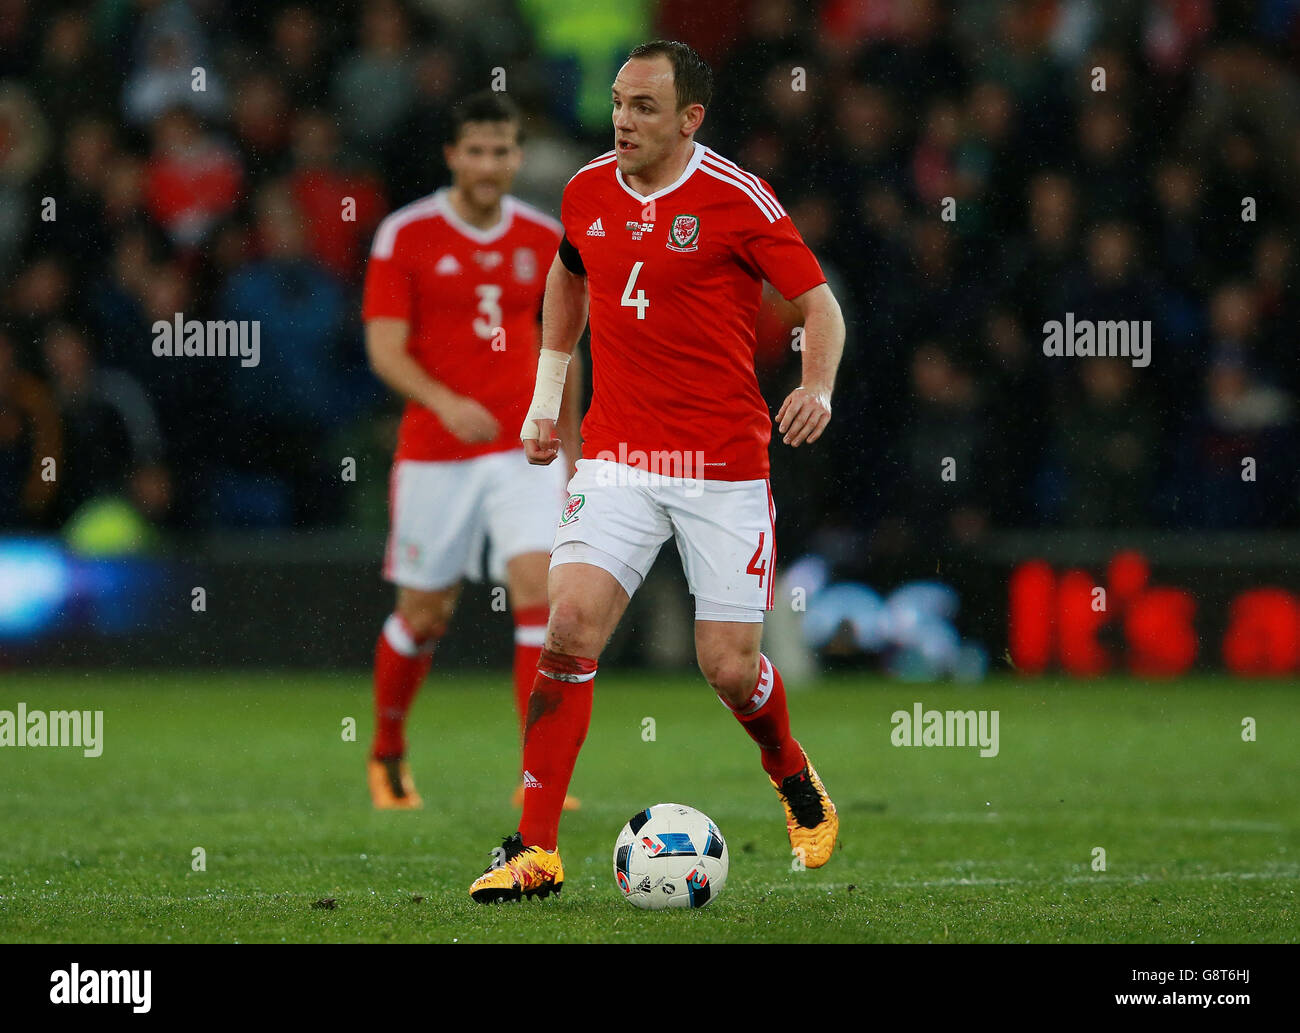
[613,803,729,910]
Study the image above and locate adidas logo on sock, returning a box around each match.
[586,218,605,237]
[523,770,542,789]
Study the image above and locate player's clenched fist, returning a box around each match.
[776,386,832,446]
[521,348,571,464]
[523,417,561,465]
[438,393,501,444]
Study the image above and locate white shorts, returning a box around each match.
[384,449,568,591]
[551,459,776,621]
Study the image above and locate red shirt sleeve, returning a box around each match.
[738,180,827,301]
[362,224,413,322]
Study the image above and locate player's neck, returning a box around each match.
[624,141,696,198]
[446,185,504,230]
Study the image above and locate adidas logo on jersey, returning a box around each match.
[523,770,542,789]
[586,218,606,237]
[435,253,461,275]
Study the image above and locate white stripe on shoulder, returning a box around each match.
[701,150,786,218]
[698,163,781,223]
[508,196,563,235]
[568,150,618,183]
[370,195,444,259]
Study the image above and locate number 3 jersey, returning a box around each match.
[560,143,826,481]
[362,188,562,462]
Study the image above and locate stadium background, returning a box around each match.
[3,0,1300,677]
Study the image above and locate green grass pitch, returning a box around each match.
[1,671,1296,943]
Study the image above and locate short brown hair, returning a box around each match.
[447,90,522,144]
[626,39,712,111]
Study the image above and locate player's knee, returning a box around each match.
[401,609,447,642]
[700,655,759,707]
[396,597,450,642]
[545,599,598,656]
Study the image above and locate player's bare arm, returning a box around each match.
[522,252,589,465]
[365,316,499,444]
[776,282,845,447]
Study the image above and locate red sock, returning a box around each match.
[722,654,805,782]
[518,649,596,850]
[370,613,436,760]
[512,605,549,741]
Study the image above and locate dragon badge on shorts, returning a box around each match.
[560,493,585,526]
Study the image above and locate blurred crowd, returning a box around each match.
[2,0,1300,555]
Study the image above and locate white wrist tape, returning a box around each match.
[520,348,571,441]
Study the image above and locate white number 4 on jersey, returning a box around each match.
[621,261,648,320]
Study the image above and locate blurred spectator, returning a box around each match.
[101,152,151,231]
[143,107,243,247]
[884,342,988,546]
[1148,157,1208,294]
[1251,229,1298,392]
[34,116,117,268]
[0,81,50,277]
[0,0,38,78]
[33,8,112,130]
[824,83,906,210]
[847,0,967,105]
[1171,355,1296,527]
[741,58,828,197]
[1003,171,1080,329]
[122,18,225,126]
[89,224,169,382]
[1142,0,1214,75]
[333,0,418,149]
[0,331,61,528]
[1206,280,1267,373]
[213,183,353,526]
[897,221,982,346]
[968,0,1070,159]
[271,5,333,107]
[954,80,1022,238]
[40,322,170,524]
[7,254,76,353]
[1063,220,1157,328]
[289,110,388,283]
[230,70,294,185]
[1052,359,1160,528]
[978,307,1048,527]
[383,44,459,205]
[1073,99,1143,221]
[1199,122,1274,273]
[910,96,962,208]
[712,0,815,148]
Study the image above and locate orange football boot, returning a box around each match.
[368,757,423,810]
[771,752,838,868]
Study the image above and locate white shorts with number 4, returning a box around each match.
[385,449,568,590]
[552,458,776,619]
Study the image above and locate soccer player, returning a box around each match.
[362,92,581,810]
[470,41,846,901]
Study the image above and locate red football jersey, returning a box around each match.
[562,143,826,481]
[363,188,562,462]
